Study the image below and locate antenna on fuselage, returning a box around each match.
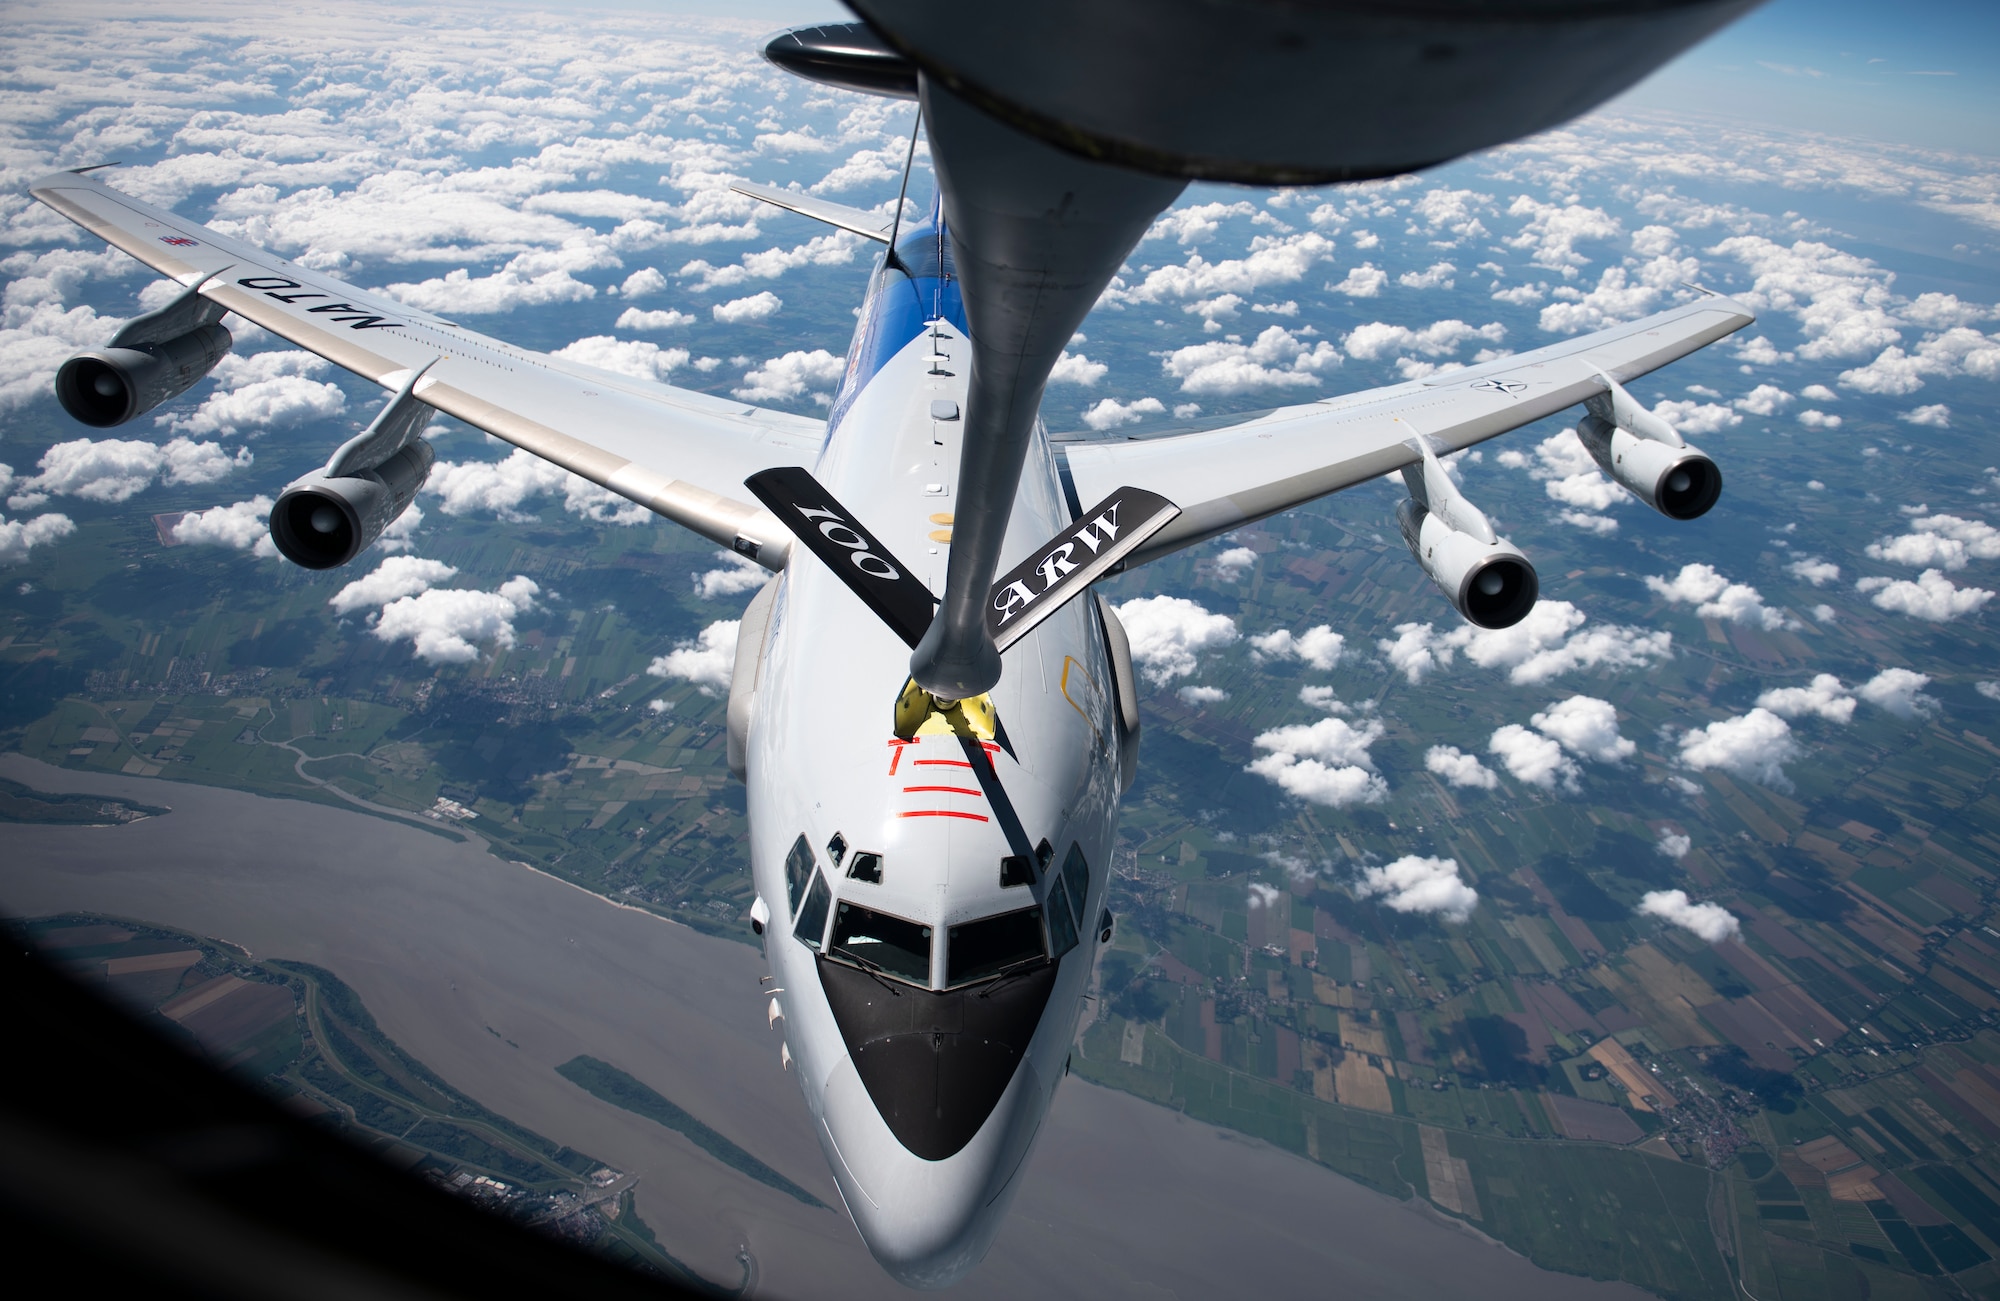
[884,110,921,277]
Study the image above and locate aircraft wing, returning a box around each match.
[1057,295,1755,568]
[28,169,822,565]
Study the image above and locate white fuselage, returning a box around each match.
[742,307,1125,1286]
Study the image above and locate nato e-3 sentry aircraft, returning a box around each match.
[32,1,1764,1285]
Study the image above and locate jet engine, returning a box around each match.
[1396,443,1537,629]
[270,370,437,569]
[1576,374,1722,520]
[55,279,232,428]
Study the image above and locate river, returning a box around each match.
[0,755,1649,1300]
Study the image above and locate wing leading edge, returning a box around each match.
[28,170,818,567]
[1058,295,1755,568]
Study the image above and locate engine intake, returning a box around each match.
[1575,414,1723,521]
[55,279,232,428]
[270,365,439,569]
[1397,499,1539,629]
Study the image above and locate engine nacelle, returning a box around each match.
[1575,414,1722,520]
[1397,498,1538,629]
[270,440,435,569]
[55,279,232,427]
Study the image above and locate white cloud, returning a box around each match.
[1734,384,1794,416]
[1531,695,1634,762]
[1651,399,1743,438]
[1710,235,1902,361]
[695,549,766,599]
[615,306,694,330]
[1800,384,1838,402]
[1147,201,1258,245]
[1177,685,1227,706]
[1678,708,1800,789]
[1977,681,2000,702]
[0,303,122,411]
[1856,569,1994,621]
[1787,557,1840,586]
[1488,723,1581,791]
[330,555,459,616]
[1082,396,1167,429]
[617,268,668,298]
[0,511,75,565]
[648,619,739,695]
[1646,563,1793,630]
[1506,197,1621,274]
[1049,351,1108,386]
[1425,744,1497,790]
[1398,261,1456,290]
[1866,514,2000,571]
[160,349,347,438]
[1637,890,1739,943]
[1342,318,1504,361]
[1249,624,1345,671]
[554,336,689,383]
[1297,685,1351,713]
[1457,600,1673,685]
[370,575,540,665]
[1856,667,1938,719]
[173,496,276,556]
[1247,716,1389,808]
[679,231,861,293]
[1657,832,1692,860]
[1798,409,1843,429]
[1903,293,1994,329]
[732,349,844,404]
[712,290,781,323]
[1210,546,1257,581]
[1113,595,1239,685]
[1378,621,1451,684]
[1106,231,1333,305]
[426,448,648,526]
[382,253,601,315]
[22,436,248,502]
[1161,325,1342,395]
[1901,403,1951,427]
[1756,673,1856,722]
[1354,855,1477,923]
[1328,263,1386,297]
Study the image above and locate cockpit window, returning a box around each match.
[826,831,847,867]
[793,868,832,950]
[947,908,1046,987]
[784,834,814,916]
[846,852,882,883]
[830,902,932,985]
[1045,875,1079,957]
[999,855,1034,888]
[1061,843,1090,922]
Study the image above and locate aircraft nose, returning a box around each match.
[816,955,1056,1160]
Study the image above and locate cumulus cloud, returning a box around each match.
[1734,383,1794,416]
[1978,681,2000,702]
[1866,514,2000,571]
[1177,684,1227,706]
[679,231,862,293]
[1787,557,1840,586]
[712,290,781,323]
[1710,235,1902,362]
[1160,325,1342,394]
[330,555,459,616]
[382,252,602,315]
[1082,396,1167,429]
[1106,231,1333,305]
[1210,546,1257,581]
[1651,399,1743,438]
[1247,716,1389,807]
[1488,724,1581,792]
[1637,890,1739,943]
[1856,569,1993,621]
[733,349,844,404]
[161,350,347,437]
[647,619,738,694]
[426,448,648,526]
[1657,832,1692,860]
[1646,563,1794,630]
[1856,667,1938,719]
[1297,685,1352,713]
[1493,427,1625,525]
[554,336,689,383]
[695,549,767,599]
[173,496,276,556]
[615,306,693,330]
[1113,595,1239,685]
[1147,201,1258,246]
[1343,318,1503,361]
[1249,624,1344,671]
[1530,695,1634,762]
[21,436,248,502]
[1381,600,1672,687]
[369,575,540,665]
[1901,403,1951,427]
[1049,351,1107,385]
[1328,263,1387,297]
[1354,855,1477,923]
[1755,673,1856,722]
[1398,261,1456,290]
[1678,708,1800,789]
[1425,744,1498,790]
[0,511,75,565]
